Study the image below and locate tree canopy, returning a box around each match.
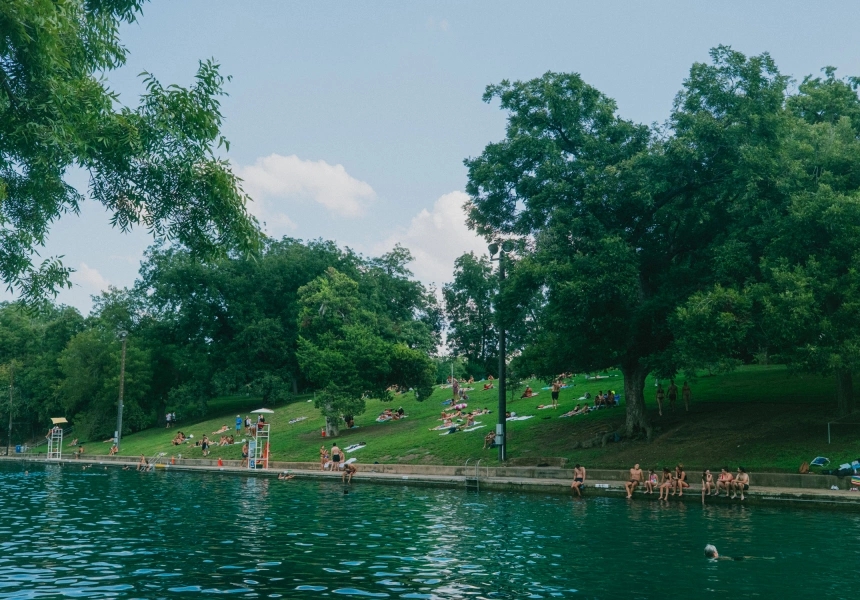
[0,0,259,301]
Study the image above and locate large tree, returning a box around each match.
[0,0,259,301]
[443,252,498,378]
[465,47,793,435]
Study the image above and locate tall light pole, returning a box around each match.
[6,361,13,457]
[115,331,128,452]
[489,240,514,463]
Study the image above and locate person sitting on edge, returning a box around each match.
[625,464,643,499]
[570,464,586,497]
[520,386,535,399]
[137,454,147,471]
[732,467,750,500]
[483,431,496,449]
[658,468,674,500]
[674,464,690,497]
[644,469,658,494]
[342,462,358,484]
[716,467,734,496]
[108,445,118,456]
[701,469,715,498]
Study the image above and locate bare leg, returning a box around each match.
[658,398,663,416]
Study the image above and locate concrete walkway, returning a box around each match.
[5,455,860,509]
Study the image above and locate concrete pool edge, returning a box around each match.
[5,455,860,510]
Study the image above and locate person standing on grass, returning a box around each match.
[656,384,665,416]
[452,378,460,399]
[244,415,252,435]
[667,380,678,412]
[551,380,561,409]
[235,415,242,435]
[571,464,586,497]
[682,381,692,411]
[625,464,643,498]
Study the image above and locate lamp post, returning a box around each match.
[115,331,128,452]
[489,240,514,462]
[6,361,13,457]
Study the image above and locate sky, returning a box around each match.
[26,0,860,313]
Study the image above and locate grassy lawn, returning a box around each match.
[48,365,860,473]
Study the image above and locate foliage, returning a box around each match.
[443,252,498,379]
[0,0,259,302]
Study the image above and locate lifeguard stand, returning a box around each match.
[47,417,67,460]
[248,409,273,469]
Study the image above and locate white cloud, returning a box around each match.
[72,263,109,292]
[237,154,375,234]
[377,191,486,287]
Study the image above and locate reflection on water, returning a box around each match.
[0,463,858,598]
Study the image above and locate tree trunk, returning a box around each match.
[324,398,340,438]
[621,359,650,438]
[836,369,855,416]
[291,375,298,395]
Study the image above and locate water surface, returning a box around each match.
[0,463,857,598]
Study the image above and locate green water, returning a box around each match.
[1,463,858,598]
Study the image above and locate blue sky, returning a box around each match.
[31,0,860,313]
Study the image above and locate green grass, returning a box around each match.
[55,365,860,473]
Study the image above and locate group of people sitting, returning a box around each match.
[430,406,491,433]
[594,390,619,407]
[171,431,188,445]
[620,464,751,501]
[376,407,405,422]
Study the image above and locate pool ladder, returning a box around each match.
[464,459,487,492]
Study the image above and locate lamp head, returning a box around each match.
[501,240,515,253]
[488,242,499,257]
[118,330,128,340]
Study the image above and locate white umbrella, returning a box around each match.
[251,408,274,414]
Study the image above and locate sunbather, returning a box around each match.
[483,431,496,449]
[520,386,536,399]
[212,425,229,434]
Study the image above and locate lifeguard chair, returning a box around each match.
[248,408,273,469]
[47,417,67,460]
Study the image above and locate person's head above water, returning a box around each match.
[704,545,719,559]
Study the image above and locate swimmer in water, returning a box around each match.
[704,544,773,561]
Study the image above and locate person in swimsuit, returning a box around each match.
[682,381,691,411]
[716,467,734,496]
[644,469,658,494]
[319,445,329,470]
[551,381,561,409]
[330,443,342,471]
[137,454,147,471]
[342,462,357,484]
[667,380,678,412]
[658,468,674,500]
[656,384,665,416]
[674,464,690,497]
[571,464,586,497]
[241,442,249,467]
[278,471,295,480]
[201,435,210,456]
[732,467,750,500]
[625,464,643,498]
[701,469,714,499]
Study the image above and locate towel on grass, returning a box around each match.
[345,443,366,453]
[288,416,308,425]
[506,415,534,421]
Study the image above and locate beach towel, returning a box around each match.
[810,457,830,467]
[345,443,366,453]
[288,416,307,425]
[463,425,485,432]
[506,415,534,421]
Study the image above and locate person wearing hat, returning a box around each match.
[235,414,242,435]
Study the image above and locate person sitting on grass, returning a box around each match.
[108,445,118,456]
[715,467,734,496]
[520,386,536,399]
[171,432,186,446]
[465,413,476,427]
[644,469,658,494]
[483,431,496,449]
[483,383,494,390]
[69,438,79,447]
[658,468,674,500]
[732,467,750,500]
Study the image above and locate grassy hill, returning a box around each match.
[52,365,860,473]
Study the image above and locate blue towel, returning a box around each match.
[810,456,830,467]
